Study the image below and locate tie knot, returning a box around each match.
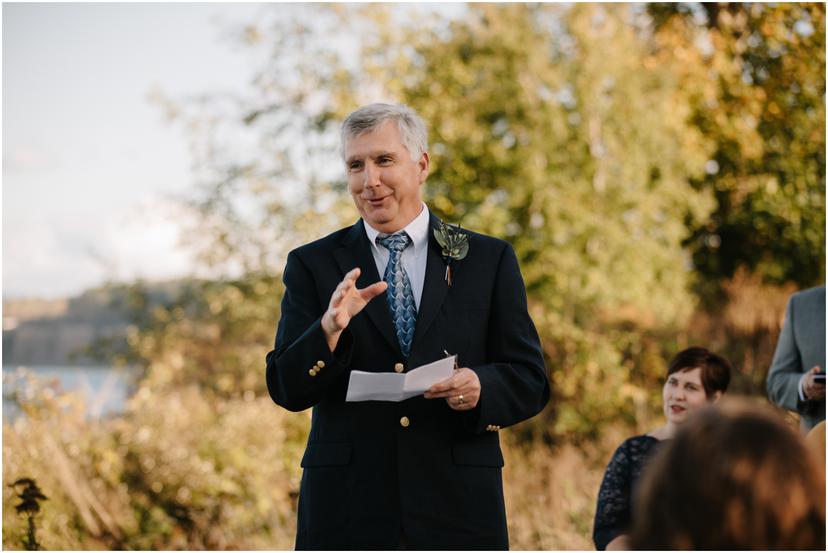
[377,232,412,253]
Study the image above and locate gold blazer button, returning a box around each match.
[394,363,404,373]
[316,360,325,368]
[400,416,410,428]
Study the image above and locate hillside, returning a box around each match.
[3,282,183,366]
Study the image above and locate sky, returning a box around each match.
[3,3,267,299]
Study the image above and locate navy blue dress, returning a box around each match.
[592,435,663,550]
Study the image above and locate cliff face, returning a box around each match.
[3,281,187,367]
[3,320,127,366]
[3,290,129,367]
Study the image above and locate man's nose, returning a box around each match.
[362,162,381,187]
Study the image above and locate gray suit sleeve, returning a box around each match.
[766,295,804,412]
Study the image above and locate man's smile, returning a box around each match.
[365,194,392,206]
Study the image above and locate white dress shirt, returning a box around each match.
[362,203,430,310]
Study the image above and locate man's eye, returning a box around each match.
[377,157,392,165]
[349,162,362,171]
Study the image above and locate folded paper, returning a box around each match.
[345,355,456,402]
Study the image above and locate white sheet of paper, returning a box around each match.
[345,355,456,402]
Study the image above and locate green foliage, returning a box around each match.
[149,3,710,437]
[650,3,826,293]
[141,3,823,436]
[112,275,284,398]
[368,4,716,435]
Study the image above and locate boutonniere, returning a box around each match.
[433,220,469,286]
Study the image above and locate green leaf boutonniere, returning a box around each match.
[434,220,469,286]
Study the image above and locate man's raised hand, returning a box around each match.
[321,268,387,351]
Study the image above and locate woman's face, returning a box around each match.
[662,367,720,425]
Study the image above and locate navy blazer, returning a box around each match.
[266,212,549,550]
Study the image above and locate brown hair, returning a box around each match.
[630,398,826,550]
[668,346,732,398]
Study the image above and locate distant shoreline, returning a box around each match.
[3,365,139,420]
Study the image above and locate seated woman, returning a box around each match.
[630,399,825,550]
[592,347,732,550]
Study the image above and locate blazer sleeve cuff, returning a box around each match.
[307,319,354,370]
[457,366,504,435]
[459,362,549,435]
[267,320,354,411]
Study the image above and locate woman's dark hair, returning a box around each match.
[630,399,826,550]
[667,346,732,397]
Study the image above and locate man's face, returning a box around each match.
[344,121,429,233]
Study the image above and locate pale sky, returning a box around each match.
[3,3,267,299]
[3,3,467,300]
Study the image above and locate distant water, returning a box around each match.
[2,365,139,421]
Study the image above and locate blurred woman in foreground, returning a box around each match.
[592,347,732,550]
[630,399,825,550]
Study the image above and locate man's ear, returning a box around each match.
[418,152,430,184]
[710,390,723,404]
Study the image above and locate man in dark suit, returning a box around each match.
[266,103,549,550]
[766,285,825,432]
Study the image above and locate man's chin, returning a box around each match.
[363,209,397,228]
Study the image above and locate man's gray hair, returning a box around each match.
[340,103,428,162]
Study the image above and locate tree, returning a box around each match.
[650,3,826,295]
[359,3,714,436]
[133,3,823,438]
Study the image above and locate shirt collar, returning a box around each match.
[363,203,430,250]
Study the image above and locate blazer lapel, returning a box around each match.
[333,220,401,355]
[410,213,450,355]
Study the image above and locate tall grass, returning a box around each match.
[4,271,791,552]
[3,371,626,550]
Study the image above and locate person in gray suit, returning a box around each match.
[766,285,825,431]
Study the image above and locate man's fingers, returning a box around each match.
[434,388,473,400]
[426,369,478,396]
[330,288,344,308]
[433,370,473,390]
[426,383,471,399]
[425,389,453,398]
[333,282,356,306]
[445,389,480,410]
[323,269,367,335]
[335,268,386,304]
[331,273,356,304]
[360,280,388,301]
[428,375,458,394]
[452,399,476,411]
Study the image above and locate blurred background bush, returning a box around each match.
[3,3,824,549]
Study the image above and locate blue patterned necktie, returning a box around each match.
[377,232,418,358]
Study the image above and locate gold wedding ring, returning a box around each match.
[458,394,465,404]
